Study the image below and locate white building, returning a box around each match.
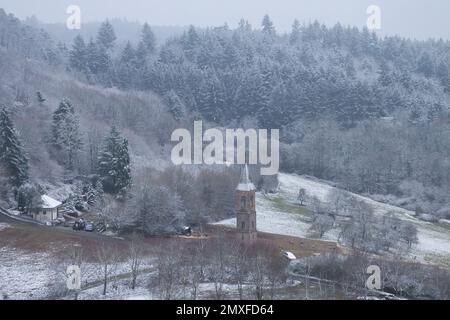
[27,195,62,223]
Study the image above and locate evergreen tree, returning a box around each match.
[86,38,105,75]
[265,82,289,127]
[16,182,42,209]
[436,60,450,91]
[98,126,131,195]
[164,90,187,121]
[120,41,137,65]
[378,61,393,87]
[0,107,29,187]
[290,19,301,44]
[197,71,226,122]
[51,99,83,169]
[69,35,87,72]
[94,20,116,75]
[140,23,156,54]
[184,25,200,52]
[135,40,148,66]
[238,19,252,33]
[116,41,138,88]
[96,20,117,51]
[417,52,434,78]
[234,70,266,119]
[86,180,104,206]
[261,15,275,35]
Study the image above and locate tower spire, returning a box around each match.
[237,164,255,191]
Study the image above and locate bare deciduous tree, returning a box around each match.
[128,233,145,290]
[155,241,182,300]
[297,188,306,206]
[230,241,249,300]
[209,236,227,300]
[94,241,120,296]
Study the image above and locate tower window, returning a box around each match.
[241,221,245,230]
[240,196,247,209]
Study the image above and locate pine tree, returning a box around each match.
[117,41,138,88]
[197,71,226,122]
[96,20,116,51]
[258,65,273,115]
[120,41,137,66]
[98,126,131,195]
[141,23,156,54]
[184,25,200,52]
[164,90,186,121]
[69,35,87,72]
[436,60,450,91]
[94,20,116,76]
[85,38,104,75]
[261,15,275,35]
[51,99,83,169]
[0,107,29,187]
[90,180,104,206]
[16,182,42,209]
[417,52,434,78]
[238,19,252,33]
[135,40,148,66]
[378,61,393,87]
[234,70,266,119]
[290,19,301,44]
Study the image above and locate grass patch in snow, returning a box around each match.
[270,196,312,222]
[423,253,450,268]
[437,222,450,232]
[423,222,450,234]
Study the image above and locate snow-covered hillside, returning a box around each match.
[215,173,450,265]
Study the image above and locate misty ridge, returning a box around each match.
[0,4,450,301]
[24,15,187,46]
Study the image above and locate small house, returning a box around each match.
[26,195,62,223]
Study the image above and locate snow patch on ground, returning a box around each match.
[0,247,56,300]
[215,172,450,263]
[0,223,11,231]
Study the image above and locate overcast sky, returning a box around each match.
[2,0,450,40]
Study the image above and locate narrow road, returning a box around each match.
[0,206,121,241]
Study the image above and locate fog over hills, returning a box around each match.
[2,0,450,40]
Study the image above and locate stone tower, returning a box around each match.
[235,164,257,241]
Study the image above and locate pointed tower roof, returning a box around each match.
[237,164,255,191]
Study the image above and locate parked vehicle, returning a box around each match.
[96,222,106,233]
[283,251,297,260]
[63,220,74,228]
[72,219,86,231]
[176,226,192,236]
[84,223,94,232]
[53,218,64,226]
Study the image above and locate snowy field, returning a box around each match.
[215,173,450,265]
[0,237,156,300]
[0,247,56,299]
